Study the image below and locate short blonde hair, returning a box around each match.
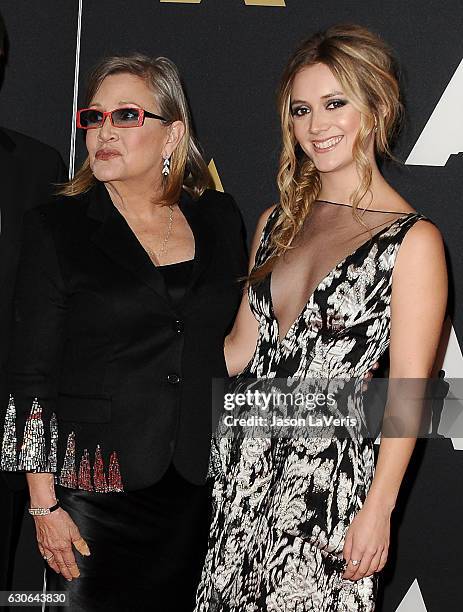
[58,53,213,204]
[251,24,403,283]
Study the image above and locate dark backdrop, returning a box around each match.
[0,2,462,610]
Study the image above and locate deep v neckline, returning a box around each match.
[268,212,417,345]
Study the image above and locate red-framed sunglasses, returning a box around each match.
[76,107,167,129]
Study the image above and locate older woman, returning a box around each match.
[0,54,246,611]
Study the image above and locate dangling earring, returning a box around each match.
[162,155,171,177]
[373,117,378,133]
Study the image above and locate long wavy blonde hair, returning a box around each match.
[58,54,213,204]
[250,24,403,283]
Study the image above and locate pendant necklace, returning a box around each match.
[145,204,175,265]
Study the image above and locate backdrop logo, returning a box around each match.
[160,0,286,4]
[208,159,224,192]
[244,0,286,4]
[406,58,463,166]
[396,579,428,611]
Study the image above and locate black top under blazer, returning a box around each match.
[0,182,247,491]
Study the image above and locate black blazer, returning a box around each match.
[0,128,66,492]
[0,128,66,372]
[0,182,247,491]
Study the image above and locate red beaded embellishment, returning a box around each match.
[1,395,124,493]
[59,432,77,488]
[77,449,93,491]
[93,445,108,493]
[108,451,124,492]
[58,437,124,493]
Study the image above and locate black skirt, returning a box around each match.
[45,464,211,612]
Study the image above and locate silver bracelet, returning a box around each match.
[28,500,60,516]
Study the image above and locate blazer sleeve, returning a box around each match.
[0,207,66,472]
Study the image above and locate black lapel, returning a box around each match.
[177,189,216,307]
[88,182,170,303]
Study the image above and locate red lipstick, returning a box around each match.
[95,149,121,161]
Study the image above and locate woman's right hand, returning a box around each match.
[33,508,90,581]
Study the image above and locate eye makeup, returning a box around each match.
[290,98,348,117]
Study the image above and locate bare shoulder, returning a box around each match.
[394,217,446,280]
[401,217,444,252]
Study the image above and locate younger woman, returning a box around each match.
[196,24,447,611]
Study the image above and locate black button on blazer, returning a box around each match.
[0,182,248,491]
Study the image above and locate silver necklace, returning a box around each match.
[145,204,175,264]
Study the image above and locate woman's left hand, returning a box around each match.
[341,500,391,581]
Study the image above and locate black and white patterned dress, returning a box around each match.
[195,204,428,612]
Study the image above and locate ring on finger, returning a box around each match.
[43,554,54,562]
[350,559,360,566]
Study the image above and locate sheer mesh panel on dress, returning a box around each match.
[270,200,410,341]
